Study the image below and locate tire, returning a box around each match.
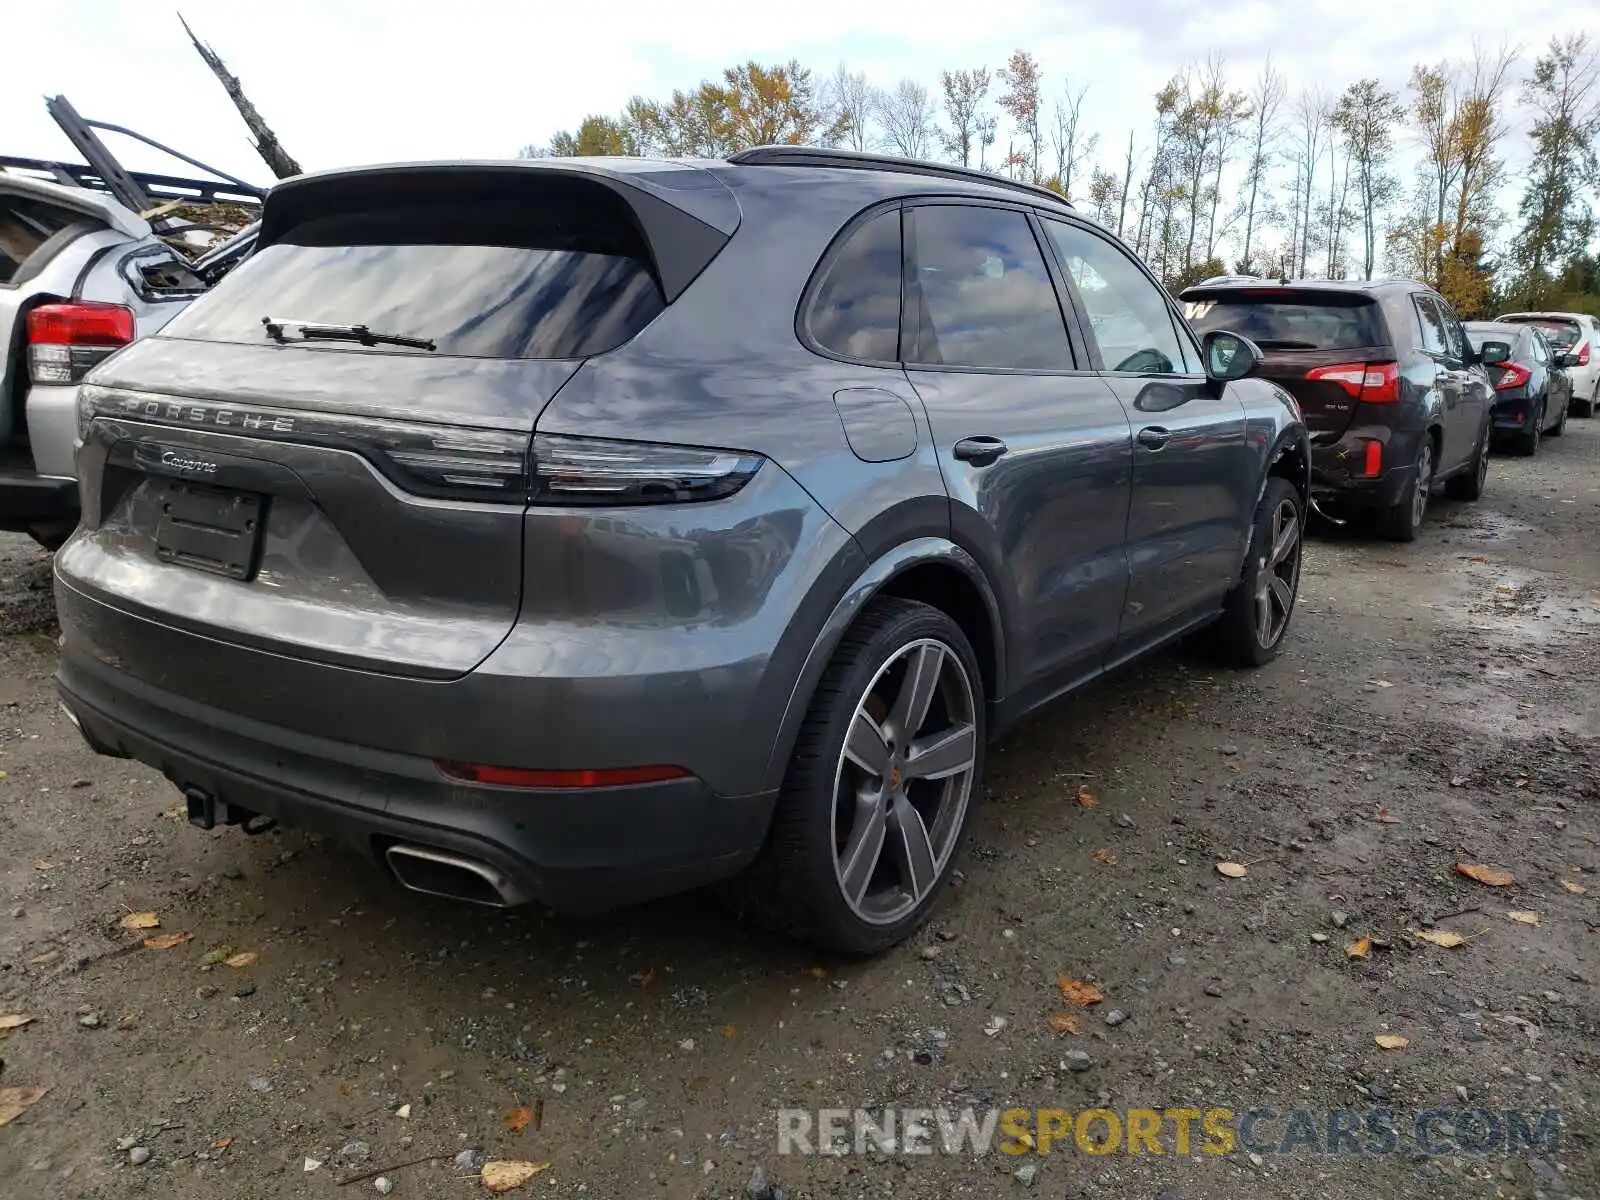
[1378,436,1434,542]
[1210,477,1303,667]
[1549,393,1568,437]
[1444,420,1490,501]
[728,597,985,954]
[1513,399,1543,456]
[1573,385,1596,418]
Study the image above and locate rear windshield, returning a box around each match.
[1183,295,1386,351]
[1498,316,1580,349]
[159,202,665,359]
[0,195,82,283]
[1464,328,1517,354]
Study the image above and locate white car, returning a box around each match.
[0,174,212,548]
[1493,311,1600,418]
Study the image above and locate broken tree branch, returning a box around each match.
[178,12,303,179]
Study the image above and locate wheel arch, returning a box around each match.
[761,538,1006,792]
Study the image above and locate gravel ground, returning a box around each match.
[0,421,1597,1200]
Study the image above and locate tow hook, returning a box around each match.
[184,786,273,834]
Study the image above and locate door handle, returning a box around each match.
[952,435,1008,465]
[1136,426,1171,450]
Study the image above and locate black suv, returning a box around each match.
[1181,279,1493,541]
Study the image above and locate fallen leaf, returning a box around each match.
[199,946,233,967]
[1046,1012,1083,1035]
[721,1024,738,1039]
[224,952,258,969]
[143,932,193,950]
[211,1137,233,1150]
[161,806,185,820]
[27,951,60,968]
[0,1014,36,1031]
[1455,863,1514,887]
[33,860,53,871]
[505,1106,532,1133]
[1367,679,1394,688]
[805,966,828,981]
[1374,1034,1409,1050]
[1465,556,1490,564]
[1376,808,1401,824]
[687,1075,709,1091]
[1560,879,1587,895]
[1075,784,1098,809]
[1092,848,1118,866]
[1057,976,1105,1007]
[480,1160,552,1193]
[118,911,160,931]
[1512,778,1529,789]
[1345,937,1372,960]
[0,1085,48,1127]
[629,968,656,987]
[1413,928,1468,948]
[1506,911,1541,926]
[1215,861,1249,878]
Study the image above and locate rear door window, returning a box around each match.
[906,205,1074,371]
[1182,295,1385,351]
[160,201,666,359]
[805,209,902,363]
[1413,295,1450,355]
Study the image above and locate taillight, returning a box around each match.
[436,761,691,789]
[1305,360,1399,403]
[27,302,135,385]
[1494,363,1531,391]
[531,434,763,506]
[1578,342,1591,367]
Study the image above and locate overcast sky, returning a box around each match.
[7,0,1576,193]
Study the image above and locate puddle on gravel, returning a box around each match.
[1437,507,1536,543]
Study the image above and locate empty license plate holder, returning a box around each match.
[154,481,266,580]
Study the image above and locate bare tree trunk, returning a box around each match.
[1117,130,1135,239]
[179,13,302,179]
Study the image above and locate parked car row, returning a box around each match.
[22,145,1598,953]
[1181,280,1596,538]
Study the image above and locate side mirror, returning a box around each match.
[1479,340,1512,366]
[1202,330,1263,385]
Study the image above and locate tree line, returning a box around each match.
[522,37,1600,318]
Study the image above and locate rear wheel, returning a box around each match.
[1211,477,1303,667]
[1379,437,1434,542]
[730,598,984,954]
[1444,421,1490,501]
[1513,399,1544,456]
[1573,384,1596,418]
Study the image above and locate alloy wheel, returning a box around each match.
[831,639,977,925]
[1412,442,1433,527]
[1254,497,1301,648]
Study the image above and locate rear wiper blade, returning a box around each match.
[262,316,436,352]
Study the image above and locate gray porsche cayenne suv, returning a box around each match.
[55,148,1309,953]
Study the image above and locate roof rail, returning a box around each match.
[0,156,265,209]
[725,146,1072,209]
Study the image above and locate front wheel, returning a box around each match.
[1379,437,1434,542]
[1549,393,1568,437]
[1444,421,1489,501]
[730,598,985,954]
[1210,477,1303,667]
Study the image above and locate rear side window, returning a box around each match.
[907,205,1073,371]
[1183,294,1386,351]
[160,201,666,359]
[0,196,82,284]
[806,209,902,363]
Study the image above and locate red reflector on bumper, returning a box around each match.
[436,761,691,789]
[1363,440,1382,477]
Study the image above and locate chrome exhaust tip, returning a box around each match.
[384,844,516,907]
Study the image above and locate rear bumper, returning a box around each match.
[1491,391,1538,432]
[1308,425,1424,510]
[57,649,776,913]
[0,462,78,532]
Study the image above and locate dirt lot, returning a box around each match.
[1,422,1597,1200]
